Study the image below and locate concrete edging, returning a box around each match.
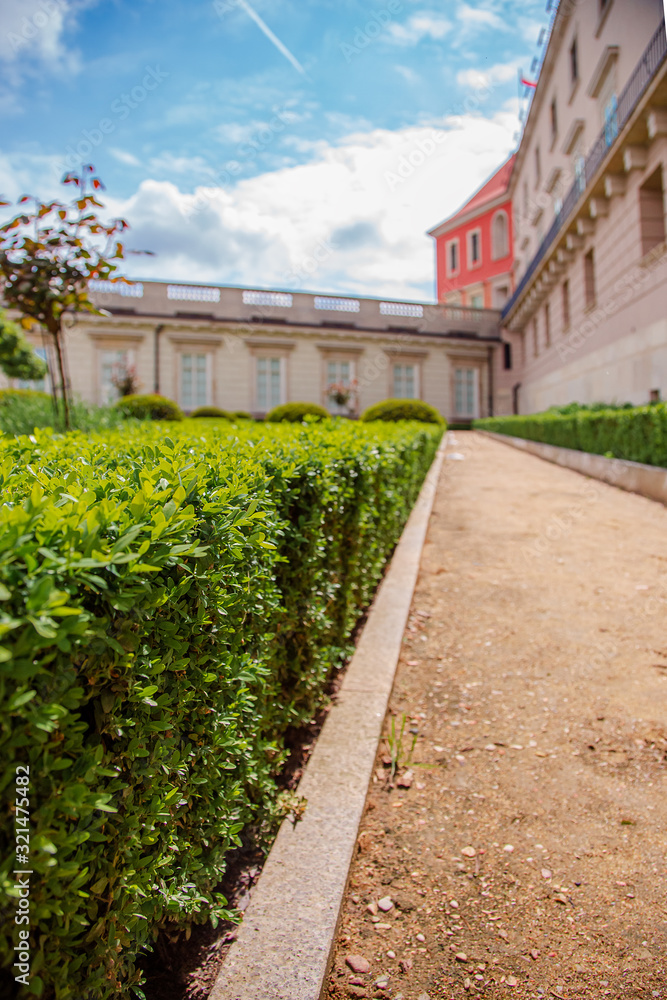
[478,430,667,506]
[209,438,447,1000]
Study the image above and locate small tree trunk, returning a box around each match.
[52,323,71,431]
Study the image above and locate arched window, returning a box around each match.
[492,211,509,260]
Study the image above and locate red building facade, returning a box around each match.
[428,154,516,310]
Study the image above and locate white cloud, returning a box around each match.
[386,13,452,46]
[0,113,519,301]
[456,4,505,30]
[394,65,420,84]
[107,113,517,300]
[0,0,84,72]
[109,148,142,168]
[457,58,522,92]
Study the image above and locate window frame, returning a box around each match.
[452,365,480,420]
[445,237,460,277]
[179,350,212,411]
[392,361,420,400]
[467,227,482,269]
[255,354,286,413]
[491,210,509,261]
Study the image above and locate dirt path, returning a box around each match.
[324,431,667,1000]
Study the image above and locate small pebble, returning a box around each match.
[503,844,515,853]
[506,974,518,986]
[416,932,425,942]
[398,957,413,973]
[367,902,378,916]
[541,868,552,879]
[377,896,394,912]
[455,951,468,962]
[461,846,476,858]
[346,955,371,975]
[386,950,395,959]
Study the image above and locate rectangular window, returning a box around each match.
[570,38,578,84]
[532,318,539,357]
[544,303,551,348]
[535,145,541,187]
[454,367,477,418]
[393,363,417,399]
[257,356,283,411]
[503,342,513,371]
[325,359,355,413]
[562,280,571,331]
[181,353,209,410]
[470,293,483,309]
[446,239,459,275]
[468,229,481,267]
[639,166,666,257]
[584,249,596,308]
[100,348,131,405]
[550,99,558,141]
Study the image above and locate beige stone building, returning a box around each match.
[3,281,502,423]
[503,0,667,412]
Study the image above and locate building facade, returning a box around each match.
[3,281,503,424]
[428,155,516,311]
[503,0,667,412]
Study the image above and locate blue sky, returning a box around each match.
[0,0,547,300]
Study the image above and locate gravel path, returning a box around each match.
[324,431,667,1000]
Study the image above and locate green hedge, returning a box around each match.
[113,394,183,421]
[361,399,444,424]
[0,419,442,999]
[189,406,232,419]
[475,403,667,467]
[265,402,329,422]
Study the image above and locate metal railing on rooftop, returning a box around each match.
[503,18,667,321]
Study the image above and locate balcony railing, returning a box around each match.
[503,18,667,321]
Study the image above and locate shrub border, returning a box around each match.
[209,436,447,1000]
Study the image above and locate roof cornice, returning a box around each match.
[427,192,510,239]
[508,3,575,195]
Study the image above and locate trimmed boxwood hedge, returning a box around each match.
[189,406,233,419]
[360,399,444,425]
[114,394,184,421]
[265,401,329,422]
[474,403,667,468]
[0,418,442,999]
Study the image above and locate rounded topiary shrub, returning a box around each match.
[265,402,329,423]
[360,399,445,425]
[190,406,233,419]
[231,410,253,420]
[114,394,184,421]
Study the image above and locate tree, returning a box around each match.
[0,166,150,429]
[0,309,48,381]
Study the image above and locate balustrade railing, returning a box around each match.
[503,19,667,320]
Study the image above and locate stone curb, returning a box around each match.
[209,436,448,1000]
[478,430,667,507]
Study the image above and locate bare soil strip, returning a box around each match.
[325,431,667,1000]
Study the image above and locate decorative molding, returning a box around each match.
[623,145,648,172]
[604,174,626,197]
[587,45,619,98]
[561,118,584,155]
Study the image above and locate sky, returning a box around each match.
[0,0,548,301]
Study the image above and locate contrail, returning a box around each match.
[237,0,306,75]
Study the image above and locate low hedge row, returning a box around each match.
[475,403,667,468]
[0,419,442,999]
